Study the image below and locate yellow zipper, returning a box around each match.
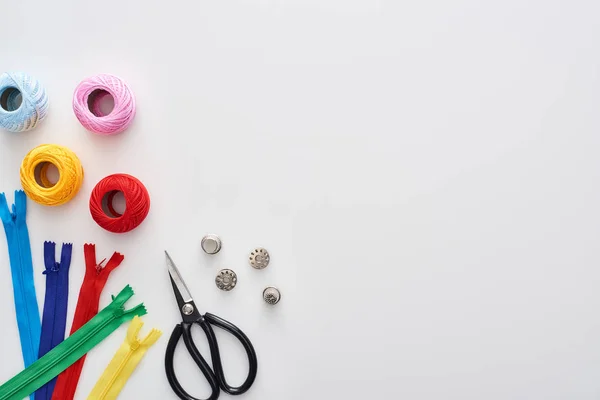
[88,316,161,400]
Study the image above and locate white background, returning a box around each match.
[0,0,600,399]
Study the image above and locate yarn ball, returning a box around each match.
[20,144,84,206]
[72,74,136,135]
[0,72,49,132]
[90,174,150,233]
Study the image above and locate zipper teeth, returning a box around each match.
[50,262,60,348]
[58,255,102,389]
[84,276,99,324]
[3,311,119,399]
[86,257,105,322]
[36,264,58,400]
[97,348,135,399]
[73,271,99,334]
[67,267,99,337]
[13,221,35,362]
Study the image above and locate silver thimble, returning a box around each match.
[201,234,222,255]
[249,248,270,269]
[215,269,237,291]
[263,287,281,305]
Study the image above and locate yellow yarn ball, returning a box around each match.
[20,144,84,206]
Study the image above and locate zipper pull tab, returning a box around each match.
[95,257,107,272]
[109,285,135,309]
[101,252,124,275]
[42,241,61,274]
[43,262,60,275]
[84,243,124,277]
[110,296,146,322]
[126,317,144,350]
[113,306,125,318]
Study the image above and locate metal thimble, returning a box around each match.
[201,234,222,255]
[263,287,281,305]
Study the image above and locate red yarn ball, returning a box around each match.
[90,174,150,233]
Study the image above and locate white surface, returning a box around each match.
[1,1,600,399]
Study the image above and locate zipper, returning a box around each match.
[88,317,161,400]
[51,244,124,400]
[36,242,58,400]
[0,285,146,400]
[0,191,41,370]
[35,242,72,400]
[13,215,33,358]
[14,205,38,364]
[53,244,72,349]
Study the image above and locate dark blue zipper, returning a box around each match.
[0,191,41,370]
[35,241,72,400]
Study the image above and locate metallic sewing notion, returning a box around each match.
[215,269,237,291]
[201,234,222,255]
[249,248,270,269]
[263,287,281,305]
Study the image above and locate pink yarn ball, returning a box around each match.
[72,74,136,135]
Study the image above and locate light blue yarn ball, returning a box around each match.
[0,72,49,132]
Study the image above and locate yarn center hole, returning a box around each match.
[88,89,115,117]
[34,162,60,188]
[0,87,23,112]
[102,190,126,218]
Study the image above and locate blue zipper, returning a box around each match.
[35,241,72,400]
[0,191,41,371]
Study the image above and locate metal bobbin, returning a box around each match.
[215,269,237,291]
[249,247,270,269]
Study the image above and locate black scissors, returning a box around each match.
[164,251,258,400]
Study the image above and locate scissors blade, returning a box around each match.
[165,251,193,304]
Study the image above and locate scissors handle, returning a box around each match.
[165,323,220,400]
[203,312,258,395]
[165,314,258,400]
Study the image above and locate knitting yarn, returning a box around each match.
[90,174,150,233]
[20,144,84,206]
[0,72,49,132]
[72,74,136,135]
